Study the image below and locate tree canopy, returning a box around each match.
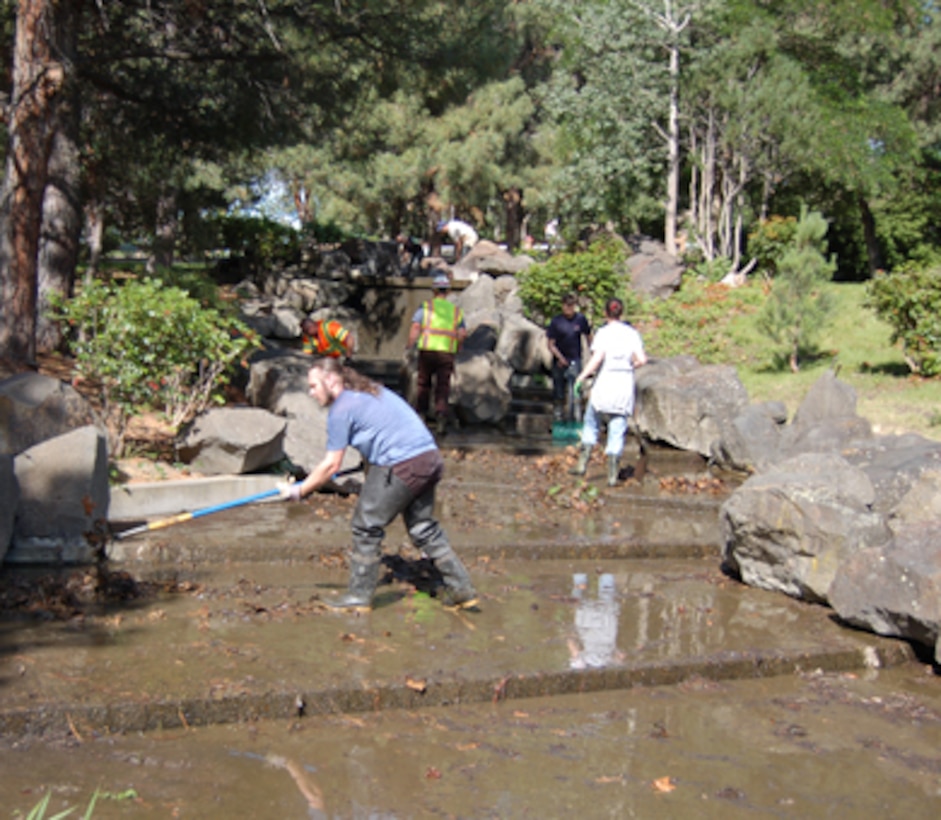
[1,0,940,365]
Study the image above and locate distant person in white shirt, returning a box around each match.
[570,297,647,486]
[437,218,479,259]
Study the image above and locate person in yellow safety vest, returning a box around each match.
[408,270,466,435]
[301,317,354,360]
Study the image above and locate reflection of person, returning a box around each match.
[301,317,354,360]
[570,298,647,486]
[437,218,479,259]
[280,358,478,612]
[546,293,591,421]
[408,271,466,435]
[568,573,622,669]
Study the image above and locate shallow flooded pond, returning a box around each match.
[2,445,939,817]
[3,666,941,818]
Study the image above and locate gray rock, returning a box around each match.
[453,351,513,424]
[829,520,941,663]
[0,372,106,456]
[635,357,749,456]
[177,407,287,475]
[842,433,941,518]
[9,425,109,564]
[720,453,893,604]
[710,403,785,474]
[495,313,552,374]
[0,454,18,562]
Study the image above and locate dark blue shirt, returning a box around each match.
[547,312,591,362]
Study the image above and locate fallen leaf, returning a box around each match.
[653,776,676,793]
[406,677,427,693]
[425,766,442,780]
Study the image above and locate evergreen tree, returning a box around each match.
[757,205,837,373]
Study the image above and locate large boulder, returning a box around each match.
[1,372,106,456]
[453,240,534,279]
[711,371,874,474]
[246,351,360,475]
[829,520,941,663]
[0,453,18,562]
[177,407,287,475]
[9,425,109,563]
[495,313,552,374]
[841,433,941,521]
[453,351,513,425]
[720,452,893,604]
[634,357,749,456]
[709,401,788,474]
[626,238,684,299]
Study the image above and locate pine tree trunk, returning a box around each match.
[149,187,178,272]
[36,7,80,354]
[503,187,523,252]
[0,0,65,365]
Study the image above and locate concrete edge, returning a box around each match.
[108,475,286,521]
[0,641,915,738]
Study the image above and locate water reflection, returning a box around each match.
[567,573,624,669]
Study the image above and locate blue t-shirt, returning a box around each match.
[547,312,591,362]
[327,387,437,466]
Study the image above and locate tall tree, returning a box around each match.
[0,0,71,365]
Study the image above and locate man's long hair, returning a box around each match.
[310,357,380,396]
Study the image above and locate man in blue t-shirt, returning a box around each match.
[279,357,478,612]
[546,293,592,421]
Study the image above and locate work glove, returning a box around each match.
[573,379,583,399]
[277,480,303,502]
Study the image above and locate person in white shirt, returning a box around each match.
[570,297,647,486]
[437,218,479,259]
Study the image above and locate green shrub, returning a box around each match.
[747,215,798,277]
[516,236,638,328]
[49,278,261,454]
[756,206,836,372]
[865,264,941,377]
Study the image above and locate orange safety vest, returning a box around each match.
[303,320,349,357]
[417,298,463,354]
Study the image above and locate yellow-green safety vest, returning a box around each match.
[418,298,463,354]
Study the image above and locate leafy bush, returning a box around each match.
[747,215,798,277]
[756,206,836,372]
[516,236,639,328]
[49,278,260,454]
[684,255,734,283]
[865,264,941,377]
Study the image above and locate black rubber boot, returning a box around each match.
[607,455,620,487]
[569,445,592,476]
[323,557,380,613]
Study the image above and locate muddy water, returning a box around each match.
[3,668,941,818]
[2,445,941,817]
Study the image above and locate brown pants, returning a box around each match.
[416,349,455,419]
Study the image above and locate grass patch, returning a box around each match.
[639,280,941,441]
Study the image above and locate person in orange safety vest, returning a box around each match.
[301,317,355,359]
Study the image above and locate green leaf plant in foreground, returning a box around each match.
[48,278,260,456]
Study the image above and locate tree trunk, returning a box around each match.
[84,198,105,282]
[503,187,524,252]
[149,187,178,272]
[36,3,81,353]
[857,194,882,277]
[664,37,680,258]
[0,0,66,365]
